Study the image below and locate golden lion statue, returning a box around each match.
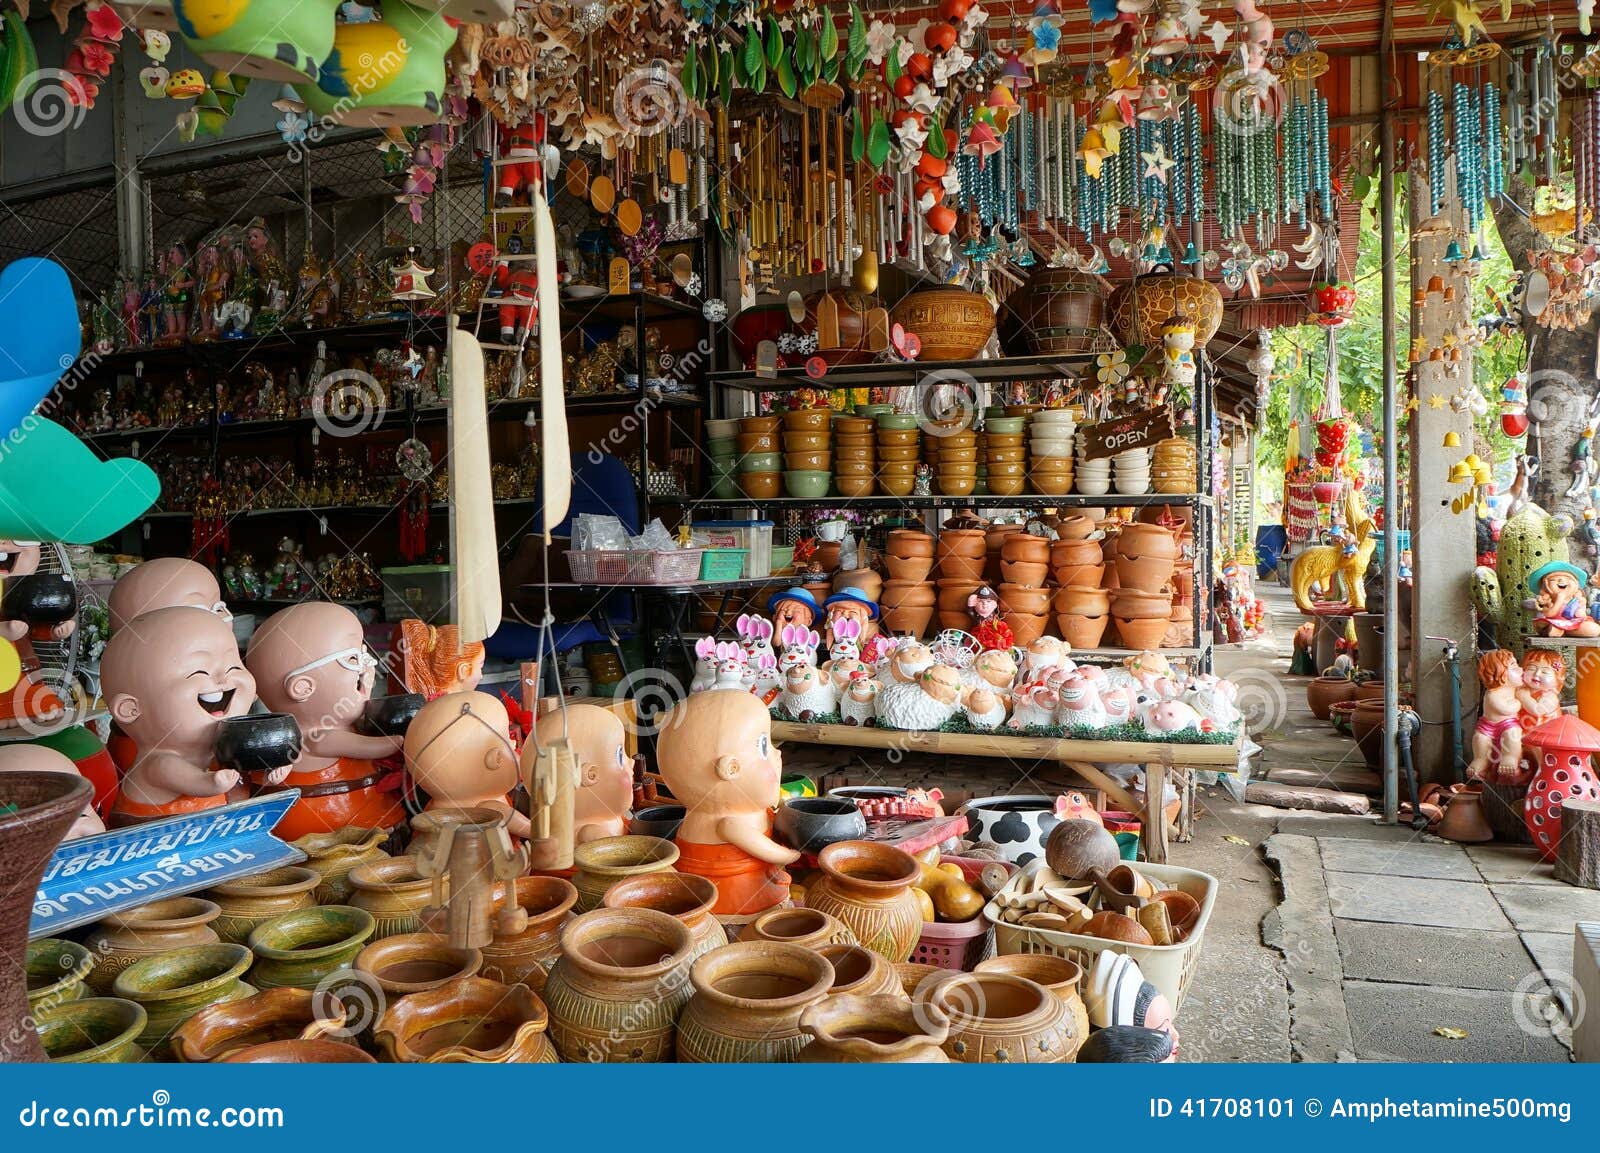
[1291,486,1378,612]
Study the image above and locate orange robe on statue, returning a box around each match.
[263,756,405,842]
[674,838,791,916]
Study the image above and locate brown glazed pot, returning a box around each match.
[1306,675,1359,720]
[348,856,435,939]
[479,874,578,988]
[291,827,388,905]
[798,993,953,1063]
[1055,585,1111,616]
[1114,617,1170,650]
[1114,553,1177,594]
[1057,614,1110,648]
[806,840,923,962]
[376,977,557,1063]
[1001,534,1051,565]
[999,584,1051,615]
[818,943,907,999]
[602,871,728,962]
[890,286,996,361]
[206,866,321,945]
[173,986,348,1063]
[407,805,508,865]
[542,907,696,1062]
[975,954,1089,1056]
[921,973,1077,1063]
[355,932,483,997]
[83,896,222,995]
[676,941,835,1063]
[571,834,681,913]
[0,772,94,1062]
[220,1039,376,1063]
[1002,267,1106,355]
[748,906,858,950]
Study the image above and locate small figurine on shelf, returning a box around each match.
[220,239,257,338]
[494,119,541,207]
[767,588,819,638]
[158,241,194,345]
[823,589,884,664]
[967,585,1014,652]
[118,271,142,348]
[1531,561,1600,637]
[1470,649,1524,784]
[138,271,162,346]
[244,217,289,330]
[90,290,119,355]
[296,251,338,328]
[345,252,377,322]
[1160,316,1197,405]
[191,239,228,342]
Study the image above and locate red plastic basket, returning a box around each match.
[910,917,992,971]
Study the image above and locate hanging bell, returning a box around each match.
[1412,288,1427,307]
[1155,244,1173,264]
[1429,347,1444,361]
[1181,242,1200,265]
[1444,240,1465,262]
[1470,244,1487,262]
[1443,285,1457,302]
[1443,430,1462,447]
[1448,461,1473,484]
[1427,274,1445,293]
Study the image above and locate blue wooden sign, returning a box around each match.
[29,791,305,939]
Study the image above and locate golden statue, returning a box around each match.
[1291,485,1378,613]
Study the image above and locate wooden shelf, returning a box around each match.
[660,492,1208,511]
[709,352,1095,393]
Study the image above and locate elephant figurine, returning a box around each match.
[1473,503,1575,657]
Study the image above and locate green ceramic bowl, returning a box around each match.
[114,944,256,1058]
[854,404,893,417]
[771,545,795,571]
[784,470,833,498]
[707,437,739,457]
[876,413,921,430]
[26,938,94,1011]
[248,906,376,992]
[711,474,741,500]
[739,451,783,473]
[36,997,148,1063]
[984,416,1026,434]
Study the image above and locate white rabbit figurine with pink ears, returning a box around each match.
[690,636,719,693]
[737,613,776,669]
[778,624,821,673]
[711,641,748,691]
[750,652,781,703]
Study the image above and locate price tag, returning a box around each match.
[608,257,630,295]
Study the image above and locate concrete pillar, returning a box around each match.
[1408,174,1479,782]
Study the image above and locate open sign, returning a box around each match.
[1079,405,1176,462]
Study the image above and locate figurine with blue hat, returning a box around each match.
[766,586,819,638]
[823,587,886,663]
[1529,561,1600,637]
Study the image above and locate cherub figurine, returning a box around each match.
[158,241,194,345]
[1531,561,1600,637]
[1517,648,1565,734]
[1469,650,1524,784]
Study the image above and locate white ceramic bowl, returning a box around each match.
[1031,440,1073,458]
[1076,476,1112,496]
[1113,475,1151,495]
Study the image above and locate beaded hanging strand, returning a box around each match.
[1428,88,1447,215]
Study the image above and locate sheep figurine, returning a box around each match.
[1055,671,1108,730]
[839,674,881,726]
[961,685,1009,731]
[878,664,963,730]
[777,656,838,721]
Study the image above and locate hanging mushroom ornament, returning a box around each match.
[1501,374,1530,438]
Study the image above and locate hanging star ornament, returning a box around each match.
[1427,393,1447,409]
[1406,397,1421,413]
[1142,140,1176,182]
[1206,20,1232,52]
[1425,0,1489,44]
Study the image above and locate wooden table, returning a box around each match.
[770,720,1242,864]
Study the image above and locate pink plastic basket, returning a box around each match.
[910,917,992,971]
[565,549,634,584]
[635,548,704,584]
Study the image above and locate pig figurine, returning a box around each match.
[1184,675,1242,730]
[778,658,838,721]
[839,672,880,726]
[878,664,963,731]
[1008,678,1060,730]
[690,637,718,694]
[961,685,1008,731]
[1056,672,1108,730]
[1141,697,1205,735]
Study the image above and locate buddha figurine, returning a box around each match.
[403,690,531,839]
[107,557,226,633]
[531,703,631,845]
[656,689,799,919]
[102,607,274,827]
[245,602,406,841]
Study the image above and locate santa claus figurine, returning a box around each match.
[492,233,539,345]
[496,120,541,208]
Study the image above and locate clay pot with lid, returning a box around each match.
[173,986,348,1063]
[293,828,389,904]
[1114,552,1176,593]
[1055,586,1110,617]
[1053,562,1105,588]
[805,840,923,962]
[84,897,222,995]
[602,871,728,962]
[919,972,1077,1063]
[937,552,987,582]
[348,856,435,938]
[881,579,936,608]
[676,941,835,1063]
[936,528,986,560]
[1001,533,1050,565]
[479,874,578,988]
[748,906,858,950]
[1005,612,1049,646]
[798,993,953,1063]
[376,976,557,1063]
[542,906,696,1062]
[1306,675,1359,720]
[888,530,935,559]
[206,866,320,945]
[571,834,681,912]
[1000,559,1050,586]
[999,584,1051,615]
[818,943,906,999]
[975,954,1089,1053]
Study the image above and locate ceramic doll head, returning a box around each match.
[103,606,257,755]
[108,558,226,632]
[767,588,819,638]
[531,702,631,842]
[1478,649,1522,692]
[1161,316,1195,353]
[656,689,784,823]
[0,743,104,840]
[245,602,378,732]
[1521,649,1565,700]
[403,690,519,811]
[973,648,1018,691]
[967,585,1001,623]
[824,590,879,651]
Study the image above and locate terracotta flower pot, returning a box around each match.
[35,997,147,1063]
[355,932,483,998]
[975,954,1089,1054]
[1352,699,1387,768]
[1116,522,1179,559]
[817,943,906,999]
[1051,538,1103,568]
[882,604,935,638]
[937,578,984,611]
[543,907,696,1062]
[935,528,986,559]
[173,986,347,1063]
[748,907,858,950]
[220,1038,375,1063]
[1114,617,1170,650]
[676,941,835,1063]
[602,871,728,962]
[348,856,434,939]
[798,993,952,1062]
[247,906,376,991]
[1058,515,1096,540]
[1057,614,1109,648]
[999,584,1051,614]
[1111,589,1173,619]
[1001,533,1050,565]
[1004,612,1048,646]
[292,827,389,904]
[84,897,222,995]
[937,553,987,582]
[1115,553,1176,593]
[1052,562,1106,588]
[206,866,321,945]
[376,977,557,1063]
[887,530,935,558]
[571,834,681,912]
[920,973,1076,1063]
[938,611,972,630]
[880,579,936,608]
[806,840,923,962]
[1306,675,1359,720]
[884,554,934,582]
[1054,585,1110,616]
[114,943,256,1060]
[834,568,883,602]
[479,875,578,988]
[25,938,93,1013]
[1000,559,1050,586]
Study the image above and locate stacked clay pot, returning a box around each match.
[1152,436,1197,494]
[1050,534,1108,646]
[881,531,936,637]
[984,523,1024,584]
[984,416,1026,497]
[876,413,921,496]
[933,424,978,497]
[1111,522,1178,649]
[1029,409,1076,495]
[833,414,876,499]
[737,414,782,500]
[783,408,833,499]
[998,534,1051,645]
[935,528,987,630]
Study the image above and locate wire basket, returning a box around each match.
[635,549,705,584]
[910,917,992,971]
[565,549,636,585]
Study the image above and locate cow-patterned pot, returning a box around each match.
[957,795,1061,866]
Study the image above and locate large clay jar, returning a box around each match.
[26,938,94,1013]
[1116,522,1179,559]
[1306,675,1358,720]
[247,906,375,990]
[1114,552,1177,593]
[1001,267,1105,355]
[975,954,1089,1054]
[347,856,435,938]
[571,834,681,912]
[818,943,906,999]
[376,977,557,1063]
[35,997,148,1063]
[1108,274,1224,345]
[292,827,389,905]
[479,875,578,988]
[355,932,483,998]
[173,987,347,1062]
[542,907,696,1062]
[206,866,321,945]
[798,993,952,1063]
[676,941,834,1063]
[1058,613,1110,649]
[113,943,256,1060]
[805,840,923,962]
[748,906,858,950]
[84,896,222,995]
[1351,699,1387,768]
[1054,586,1110,617]
[602,871,728,963]
[890,286,996,361]
[920,972,1077,1063]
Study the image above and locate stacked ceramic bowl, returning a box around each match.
[783,408,833,499]
[1111,447,1152,495]
[934,528,987,630]
[706,417,742,499]
[1151,437,1198,494]
[934,424,979,497]
[1028,409,1076,496]
[984,416,1026,497]
[832,415,876,499]
[881,530,936,637]
[738,414,782,499]
[876,413,921,496]
[1074,428,1111,496]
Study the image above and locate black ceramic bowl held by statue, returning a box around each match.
[774,797,869,854]
[1,573,77,625]
[628,804,686,840]
[214,713,304,775]
[358,693,426,737]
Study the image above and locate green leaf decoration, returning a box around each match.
[741,28,763,82]
[718,47,734,105]
[681,48,701,102]
[795,26,816,85]
[845,4,868,78]
[765,14,783,68]
[705,42,719,91]
[851,107,865,163]
[751,55,767,95]
[776,53,797,98]
[820,12,839,61]
[822,50,839,83]
[867,114,892,167]
[927,110,947,159]
[885,48,903,86]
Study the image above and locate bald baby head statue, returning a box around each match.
[0,744,104,840]
[529,702,631,842]
[404,690,522,818]
[655,689,783,818]
[103,606,256,758]
[246,602,374,730]
[109,558,225,633]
